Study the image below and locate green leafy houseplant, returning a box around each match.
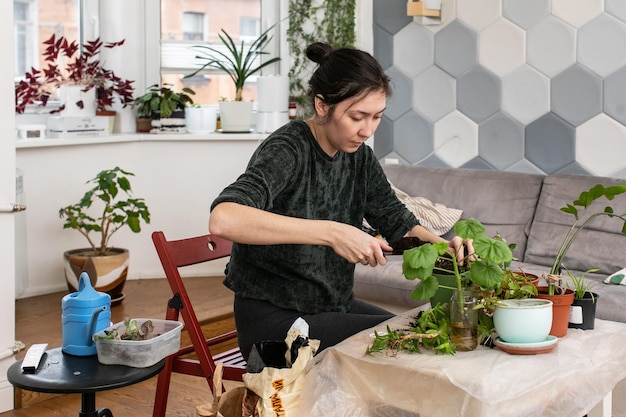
[186,26,281,101]
[369,218,514,355]
[545,183,626,295]
[134,83,195,118]
[15,34,135,113]
[59,167,151,256]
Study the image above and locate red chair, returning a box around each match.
[151,231,245,417]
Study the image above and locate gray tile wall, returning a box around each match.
[373,0,626,179]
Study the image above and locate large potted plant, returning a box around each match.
[186,26,280,132]
[15,34,134,116]
[538,183,626,336]
[134,83,195,133]
[59,167,151,303]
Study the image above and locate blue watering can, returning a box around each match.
[62,272,111,356]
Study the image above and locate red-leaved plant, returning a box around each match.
[15,34,135,114]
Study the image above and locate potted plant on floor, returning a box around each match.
[15,34,134,117]
[186,26,280,132]
[59,167,151,304]
[538,183,626,336]
[134,83,195,133]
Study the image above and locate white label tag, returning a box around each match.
[569,305,583,324]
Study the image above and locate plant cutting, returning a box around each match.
[59,167,150,302]
[186,26,280,132]
[15,34,135,114]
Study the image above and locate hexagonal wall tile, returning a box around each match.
[552,0,603,28]
[576,114,626,177]
[420,0,458,33]
[393,23,434,78]
[374,25,394,69]
[525,112,576,173]
[373,0,413,35]
[606,0,626,23]
[394,111,434,164]
[501,65,550,125]
[457,0,501,31]
[457,66,501,123]
[479,112,524,170]
[551,64,602,127]
[502,0,550,29]
[479,18,525,76]
[604,66,626,126]
[412,66,456,122]
[433,110,478,167]
[527,16,576,78]
[434,20,478,77]
[374,116,394,159]
[386,67,414,121]
[578,13,626,77]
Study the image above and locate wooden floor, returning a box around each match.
[3,276,241,417]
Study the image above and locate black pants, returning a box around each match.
[233,294,395,360]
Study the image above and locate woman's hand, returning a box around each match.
[448,236,475,265]
[328,223,393,267]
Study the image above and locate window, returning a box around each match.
[182,12,205,41]
[13,0,80,81]
[161,0,264,105]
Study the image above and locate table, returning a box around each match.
[7,347,165,417]
[298,308,626,417]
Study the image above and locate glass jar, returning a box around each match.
[450,289,478,351]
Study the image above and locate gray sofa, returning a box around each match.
[354,164,626,323]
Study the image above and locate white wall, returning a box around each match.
[15,136,262,298]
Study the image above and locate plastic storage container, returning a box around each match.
[93,318,183,368]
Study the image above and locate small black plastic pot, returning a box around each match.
[568,292,599,330]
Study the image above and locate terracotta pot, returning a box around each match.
[63,248,129,304]
[536,286,574,337]
[137,117,152,132]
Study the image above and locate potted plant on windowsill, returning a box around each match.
[15,34,134,118]
[186,26,280,132]
[538,183,626,336]
[134,83,195,133]
[59,167,151,304]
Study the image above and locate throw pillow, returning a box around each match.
[390,182,463,236]
[604,267,626,285]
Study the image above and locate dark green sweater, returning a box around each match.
[211,120,418,313]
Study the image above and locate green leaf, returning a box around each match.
[454,218,485,240]
[470,261,504,290]
[473,235,512,264]
[410,276,438,300]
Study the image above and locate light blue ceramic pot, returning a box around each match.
[493,298,553,343]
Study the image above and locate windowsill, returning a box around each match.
[15,131,268,149]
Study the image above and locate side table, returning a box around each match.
[7,347,164,417]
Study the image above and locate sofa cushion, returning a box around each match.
[382,165,544,260]
[524,174,626,275]
[389,182,463,235]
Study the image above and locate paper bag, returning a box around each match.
[196,362,248,417]
[243,318,320,417]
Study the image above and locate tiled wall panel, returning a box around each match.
[374,0,626,179]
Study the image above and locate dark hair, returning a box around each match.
[306,42,391,121]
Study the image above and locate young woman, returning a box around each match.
[209,42,470,359]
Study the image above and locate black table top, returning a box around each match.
[7,347,164,394]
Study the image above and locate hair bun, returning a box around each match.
[305,42,334,64]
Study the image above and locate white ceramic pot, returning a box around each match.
[493,298,553,343]
[60,85,97,117]
[219,101,254,132]
[186,106,217,133]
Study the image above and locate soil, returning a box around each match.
[388,236,427,254]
